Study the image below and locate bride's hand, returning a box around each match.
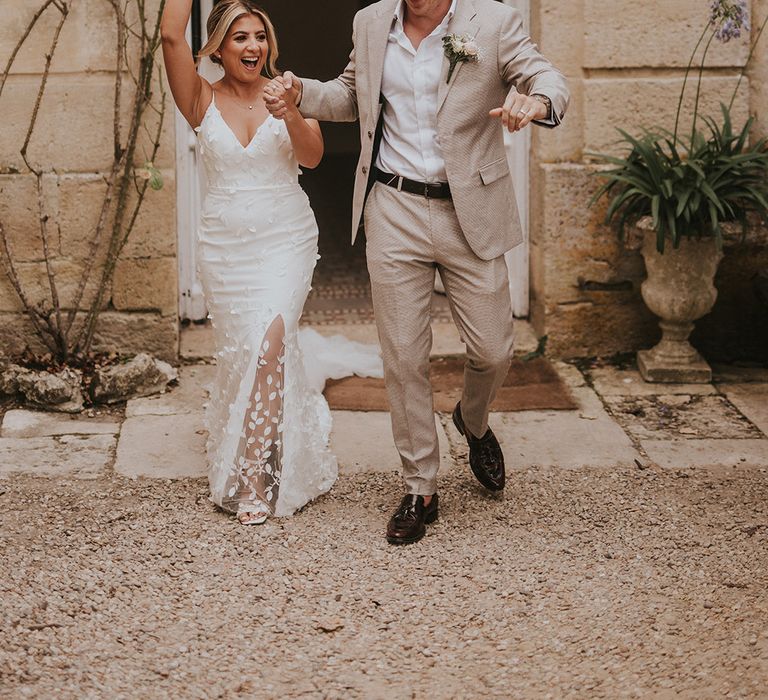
[264,72,301,121]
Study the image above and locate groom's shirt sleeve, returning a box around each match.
[497,8,570,128]
[298,13,360,123]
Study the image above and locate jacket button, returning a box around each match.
[362,166,368,174]
[367,130,373,138]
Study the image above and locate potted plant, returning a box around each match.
[590,0,768,383]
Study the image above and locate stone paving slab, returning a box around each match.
[642,438,768,470]
[125,364,215,417]
[330,411,452,475]
[459,387,642,469]
[0,435,116,479]
[719,383,768,437]
[114,413,207,479]
[588,367,718,397]
[0,409,120,438]
[604,394,763,441]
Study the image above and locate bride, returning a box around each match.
[161,0,376,524]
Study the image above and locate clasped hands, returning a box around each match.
[264,70,546,132]
[264,71,302,120]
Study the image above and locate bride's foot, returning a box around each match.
[236,501,270,526]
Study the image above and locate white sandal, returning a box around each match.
[236,501,270,526]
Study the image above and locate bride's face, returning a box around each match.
[216,14,269,81]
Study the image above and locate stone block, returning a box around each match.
[0,0,118,75]
[0,434,115,479]
[642,438,768,470]
[91,311,179,362]
[464,387,640,469]
[583,0,748,69]
[112,257,178,315]
[56,174,111,261]
[0,75,128,173]
[126,363,215,417]
[0,408,119,438]
[719,384,768,437]
[539,298,659,359]
[532,78,584,163]
[114,412,207,479]
[330,411,452,475]
[0,313,49,357]
[535,0,583,70]
[121,171,177,258]
[583,76,751,156]
[589,367,717,397]
[0,258,109,313]
[0,174,58,263]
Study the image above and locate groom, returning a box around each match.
[265,0,569,544]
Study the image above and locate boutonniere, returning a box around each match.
[442,33,480,84]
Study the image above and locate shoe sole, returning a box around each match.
[452,408,505,492]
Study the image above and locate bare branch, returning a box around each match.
[0,220,58,354]
[20,3,69,176]
[0,0,58,101]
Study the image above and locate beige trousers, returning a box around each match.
[364,182,515,496]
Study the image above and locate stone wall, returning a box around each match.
[529,0,768,361]
[0,0,178,361]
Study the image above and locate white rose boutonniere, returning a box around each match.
[442,33,480,84]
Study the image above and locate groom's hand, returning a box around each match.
[264,71,302,120]
[489,91,547,132]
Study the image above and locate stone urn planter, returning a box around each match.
[636,219,723,383]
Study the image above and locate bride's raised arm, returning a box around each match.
[160,0,211,128]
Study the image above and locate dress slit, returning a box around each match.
[223,315,286,514]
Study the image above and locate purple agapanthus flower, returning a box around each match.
[709,0,750,42]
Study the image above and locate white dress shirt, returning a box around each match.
[374,0,458,184]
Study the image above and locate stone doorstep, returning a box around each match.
[0,409,121,439]
[642,439,768,470]
[0,435,116,479]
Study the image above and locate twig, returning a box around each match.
[20,2,69,176]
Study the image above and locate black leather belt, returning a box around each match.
[373,167,452,199]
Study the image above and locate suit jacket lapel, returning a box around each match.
[437,0,479,114]
[367,0,398,117]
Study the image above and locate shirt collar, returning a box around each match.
[394,0,458,25]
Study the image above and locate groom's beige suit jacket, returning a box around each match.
[299,0,569,261]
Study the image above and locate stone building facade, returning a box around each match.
[1,0,766,363]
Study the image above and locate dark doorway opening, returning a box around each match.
[257,1,372,323]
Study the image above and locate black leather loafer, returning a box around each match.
[452,402,505,491]
[386,493,439,545]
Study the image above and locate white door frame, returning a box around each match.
[175,0,217,321]
[502,0,531,318]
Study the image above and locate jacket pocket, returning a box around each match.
[479,157,510,185]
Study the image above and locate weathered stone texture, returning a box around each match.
[112,257,178,315]
[90,312,179,363]
[583,77,751,155]
[583,0,748,68]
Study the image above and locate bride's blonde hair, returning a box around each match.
[198,1,279,78]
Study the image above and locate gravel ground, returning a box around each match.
[1,465,767,699]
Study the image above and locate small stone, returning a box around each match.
[7,366,84,413]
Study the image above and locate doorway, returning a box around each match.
[175,0,531,321]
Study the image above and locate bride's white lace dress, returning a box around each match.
[196,95,379,518]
